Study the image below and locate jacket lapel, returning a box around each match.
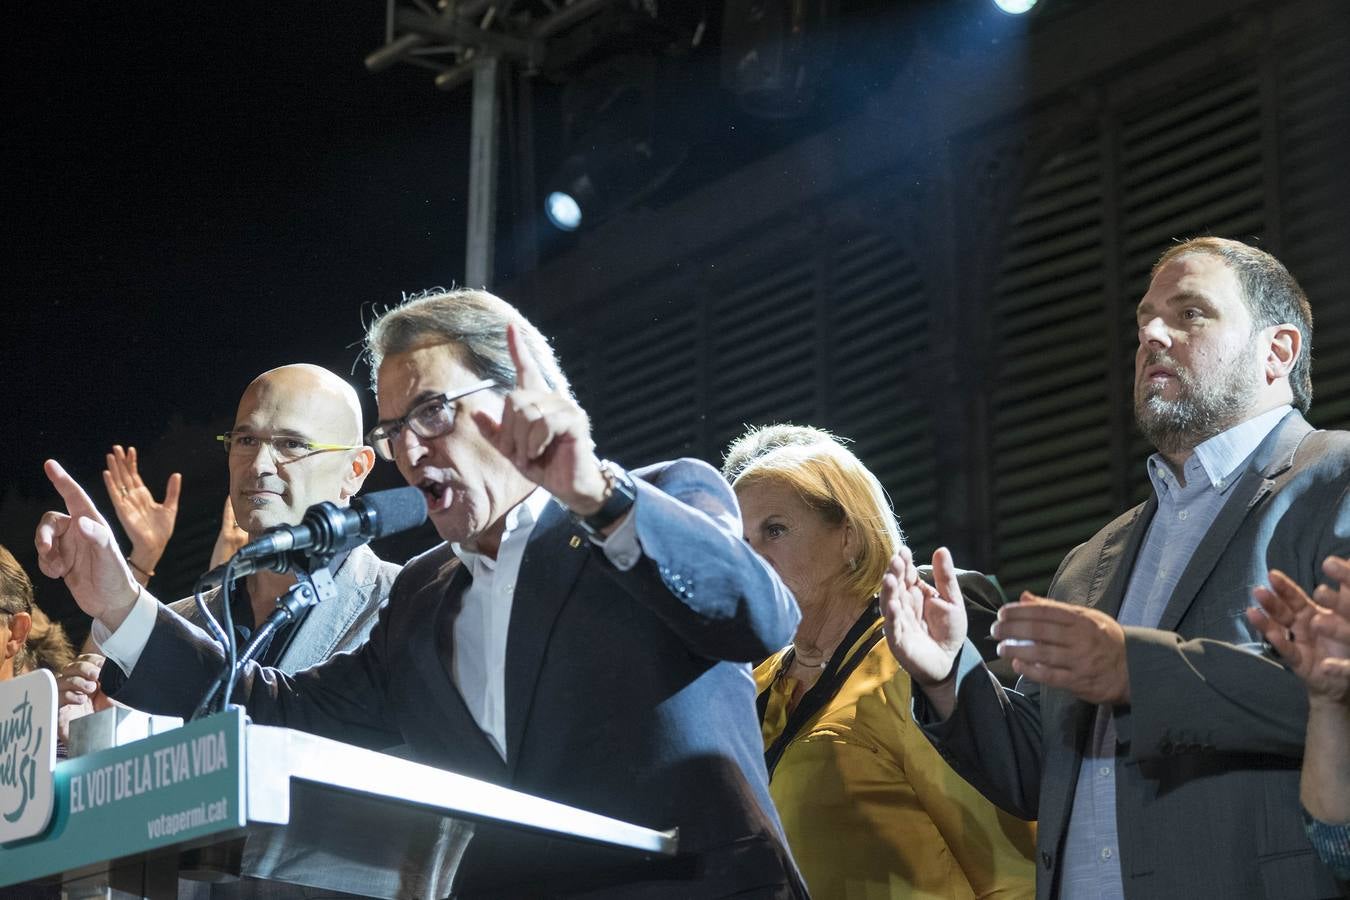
[1038,501,1150,846]
[1084,502,1154,620]
[1155,411,1309,632]
[503,500,590,777]
[277,546,377,671]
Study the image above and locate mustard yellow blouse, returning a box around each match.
[755,617,1037,900]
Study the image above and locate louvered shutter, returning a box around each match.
[593,305,703,467]
[1278,26,1350,429]
[826,233,935,553]
[548,228,935,553]
[989,137,1113,595]
[706,260,822,453]
[1116,75,1267,503]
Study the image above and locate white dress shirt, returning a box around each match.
[98,487,645,762]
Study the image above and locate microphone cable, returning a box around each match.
[189,556,240,721]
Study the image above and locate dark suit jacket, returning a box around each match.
[915,411,1350,900]
[107,459,805,898]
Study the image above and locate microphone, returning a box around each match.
[237,485,429,561]
[198,487,428,587]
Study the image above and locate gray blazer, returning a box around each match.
[170,543,400,900]
[167,543,400,672]
[917,411,1349,900]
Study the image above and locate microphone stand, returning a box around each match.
[190,551,340,721]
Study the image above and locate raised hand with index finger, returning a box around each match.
[471,324,611,518]
[35,459,144,630]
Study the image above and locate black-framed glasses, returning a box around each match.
[216,432,361,462]
[366,378,497,461]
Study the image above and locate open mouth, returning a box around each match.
[418,479,452,511]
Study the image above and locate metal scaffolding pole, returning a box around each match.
[466,55,501,289]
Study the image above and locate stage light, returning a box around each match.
[542,64,687,233]
[542,137,676,233]
[992,0,1038,14]
[545,192,583,232]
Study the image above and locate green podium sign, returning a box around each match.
[0,709,246,887]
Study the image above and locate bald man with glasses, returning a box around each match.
[58,363,402,899]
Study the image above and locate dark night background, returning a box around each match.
[5,5,476,634]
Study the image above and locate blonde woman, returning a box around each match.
[724,425,1035,900]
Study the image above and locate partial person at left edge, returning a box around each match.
[1,544,37,682]
[0,544,65,900]
[36,288,806,898]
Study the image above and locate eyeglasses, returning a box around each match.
[216,432,361,461]
[366,378,497,461]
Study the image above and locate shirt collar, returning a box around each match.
[452,488,551,575]
[1147,404,1291,496]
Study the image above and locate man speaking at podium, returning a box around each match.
[36,289,805,898]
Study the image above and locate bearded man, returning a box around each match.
[882,237,1349,899]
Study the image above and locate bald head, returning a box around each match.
[239,364,364,445]
[228,364,375,536]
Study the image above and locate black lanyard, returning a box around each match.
[760,599,886,779]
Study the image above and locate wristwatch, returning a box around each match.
[574,459,637,537]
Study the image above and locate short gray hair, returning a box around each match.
[365,288,571,398]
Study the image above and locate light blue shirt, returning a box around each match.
[1058,405,1291,900]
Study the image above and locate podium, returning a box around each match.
[0,709,678,898]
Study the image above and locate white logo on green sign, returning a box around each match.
[0,669,57,842]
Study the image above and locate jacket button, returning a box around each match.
[1041,851,1052,869]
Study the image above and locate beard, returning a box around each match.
[1134,341,1262,456]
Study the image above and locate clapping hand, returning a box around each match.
[1249,562,1350,703]
[209,496,250,568]
[880,546,969,687]
[55,653,115,743]
[991,593,1131,705]
[102,445,181,583]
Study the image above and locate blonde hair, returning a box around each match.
[16,603,75,676]
[725,424,902,608]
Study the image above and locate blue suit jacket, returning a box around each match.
[110,459,805,898]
